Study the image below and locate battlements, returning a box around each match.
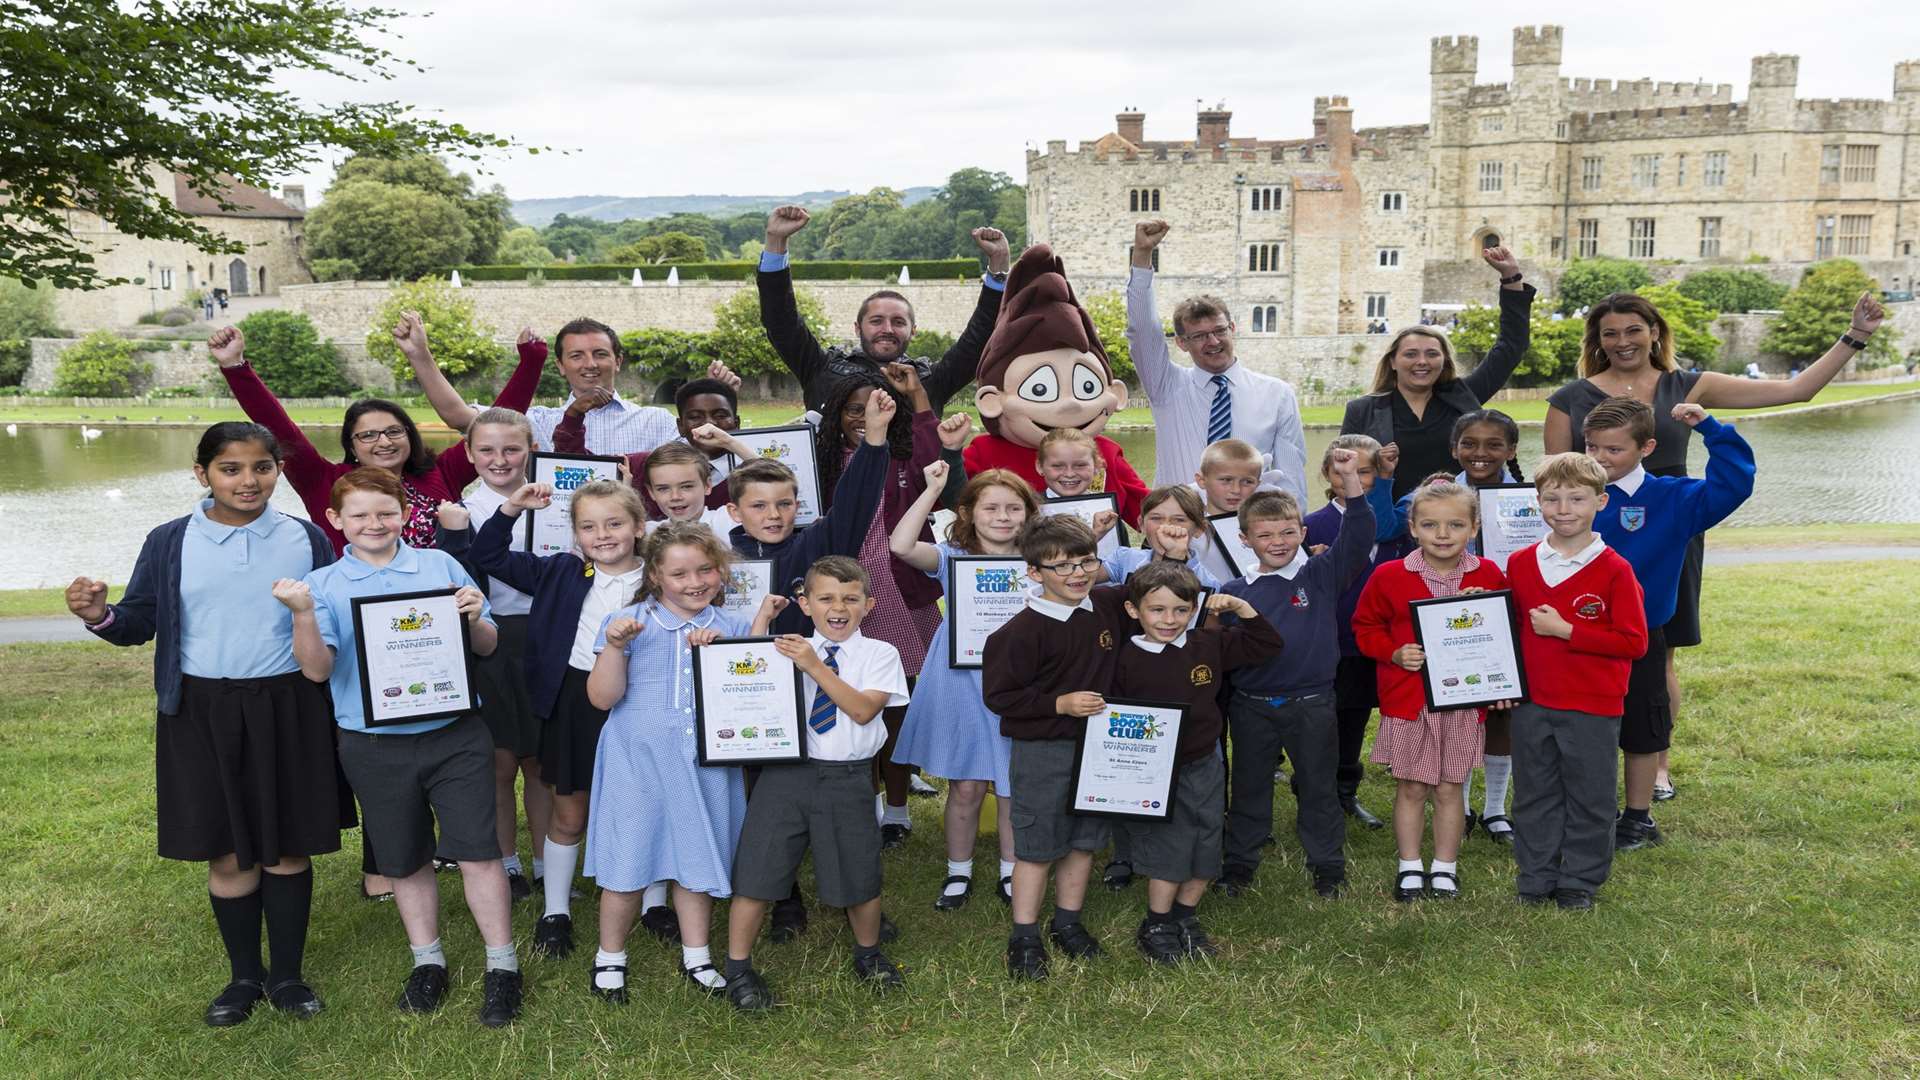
[1793,98,1888,131]
[1898,60,1920,95]
[1570,104,1749,141]
[1431,34,1478,76]
[1512,25,1562,67]
[1563,78,1733,112]
[1750,54,1800,89]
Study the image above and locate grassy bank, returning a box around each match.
[0,560,1916,1077]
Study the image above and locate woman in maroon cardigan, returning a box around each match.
[209,314,546,554]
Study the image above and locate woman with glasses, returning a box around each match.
[209,314,544,554]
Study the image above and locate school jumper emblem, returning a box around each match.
[1190,664,1213,686]
[1290,587,1310,609]
[1619,506,1646,532]
[1573,594,1606,619]
[1098,629,1114,650]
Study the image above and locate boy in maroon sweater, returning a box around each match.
[981,515,1130,981]
[1111,562,1280,964]
[1506,453,1648,911]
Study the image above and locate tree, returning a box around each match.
[1555,257,1653,315]
[1083,293,1136,384]
[496,227,555,267]
[1675,269,1787,315]
[365,279,503,382]
[539,214,614,262]
[305,182,474,281]
[1449,305,1585,386]
[308,258,360,283]
[621,328,723,386]
[710,288,829,378]
[330,153,513,264]
[1762,260,1901,366]
[606,232,709,266]
[0,3,522,289]
[0,277,61,339]
[236,311,351,397]
[1638,284,1722,367]
[54,332,148,396]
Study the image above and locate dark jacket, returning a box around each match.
[470,509,601,719]
[1339,283,1537,449]
[89,514,334,714]
[821,409,945,612]
[731,440,890,636]
[757,266,1003,414]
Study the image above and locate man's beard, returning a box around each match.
[860,332,908,361]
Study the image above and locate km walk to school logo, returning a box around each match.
[389,608,433,632]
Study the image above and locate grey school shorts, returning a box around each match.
[731,758,882,908]
[337,714,500,878]
[1009,737,1110,863]
[1119,751,1226,884]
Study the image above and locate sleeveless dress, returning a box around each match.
[889,544,1013,795]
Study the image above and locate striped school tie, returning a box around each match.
[807,644,841,734]
[1207,373,1232,443]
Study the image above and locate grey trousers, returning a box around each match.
[1511,704,1620,896]
[1224,693,1345,872]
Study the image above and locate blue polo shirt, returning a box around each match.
[179,501,316,679]
[305,543,492,734]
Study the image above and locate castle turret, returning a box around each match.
[1748,54,1799,127]
[1511,25,1564,138]
[1896,61,1920,132]
[1430,34,1478,147]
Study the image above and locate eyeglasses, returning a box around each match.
[1037,556,1101,575]
[351,426,408,446]
[1179,326,1233,344]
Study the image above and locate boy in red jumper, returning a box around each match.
[1505,453,1648,911]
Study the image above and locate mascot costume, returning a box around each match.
[961,245,1148,524]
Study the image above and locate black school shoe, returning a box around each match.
[639,905,682,944]
[1048,921,1105,961]
[1426,870,1461,900]
[478,969,523,1028]
[682,963,728,997]
[879,823,911,851]
[1517,891,1554,906]
[997,875,1013,905]
[204,979,265,1027]
[1006,937,1049,981]
[1463,809,1480,839]
[532,913,574,959]
[769,894,808,944]
[1311,866,1349,899]
[933,875,973,912]
[1481,815,1516,846]
[1615,816,1665,852]
[1101,859,1134,891]
[1341,795,1386,830]
[1136,917,1186,965]
[726,967,775,1012]
[1176,916,1220,958]
[1393,869,1426,903]
[506,868,531,903]
[266,979,324,1019]
[1212,865,1254,898]
[1554,889,1596,911]
[397,963,449,1014]
[590,963,629,1005]
[852,950,906,991]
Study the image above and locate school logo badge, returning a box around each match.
[1099,629,1114,650]
[1107,711,1164,739]
[1291,587,1310,609]
[389,607,433,632]
[552,466,594,491]
[972,567,1021,593]
[1190,664,1213,686]
[1620,506,1646,532]
[1573,593,1607,620]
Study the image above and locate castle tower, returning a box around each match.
[1510,25,1564,139]
[1429,34,1479,148]
[1748,54,1800,127]
[1896,61,1920,131]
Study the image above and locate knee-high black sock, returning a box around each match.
[260,867,314,987]
[209,888,266,984]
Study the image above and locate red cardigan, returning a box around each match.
[1504,542,1648,715]
[962,431,1148,526]
[221,339,545,553]
[1352,555,1509,721]
[821,409,944,612]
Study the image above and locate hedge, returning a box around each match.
[440,259,982,283]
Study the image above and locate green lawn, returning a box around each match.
[1,561,1916,1077]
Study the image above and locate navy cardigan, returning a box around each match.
[730,439,889,637]
[88,513,334,715]
[470,510,604,720]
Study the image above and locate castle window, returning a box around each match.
[1478,161,1503,193]
[1380,191,1405,212]
[1365,293,1388,319]
[1839,215,1873,255]
[1698,218,1722,258]
[1577,219,1599,258]
[1128,188,1162,212]
[1250,304,1278,333]
[1676,154,1687,186]
[158,267,174,290]
[1843,145,1878,183]
[1376,248,1401,269]
[1820,146,1842,183]
[1814,216,1836,258]
[1481,115,1504,133]
[1581,157,1602,192]
[1249,186,1284,212]
[1246,243,1283,273]
[1632,154,1662,189]
[1628,218,1656,258]
[1555,120,1569,139]
[1704,152,1728,187]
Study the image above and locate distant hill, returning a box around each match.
[511,187,939,228]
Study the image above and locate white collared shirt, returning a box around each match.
[462,484,533,616]
[1126,267,1309,501]
[1128,632,1189,653]
[569,563,648,669]
[1025,586,1094,622]
[1612,465,1648,497]
[801,630,909,761]
[529,393,679,456]
[1535,534,1608,588]
[1244,546,1310,583]
[646,505,736,537]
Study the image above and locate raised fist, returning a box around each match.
[766,205,810,241]
[1134,220,1170,250]
[65,576,109,624]
[272,578,314,613]
[936,412,972,451]
[392,311,429,359]
[1482,245,1520,280]
[207,326,246,367]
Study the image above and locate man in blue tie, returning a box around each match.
[1126,220,1309,501]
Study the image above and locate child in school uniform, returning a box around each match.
[550,360,745,505]
[69,422,345,1026]
[1506,453,1649,910]
[469,477,649,960]
[1216,448,1377,899]
[1038,426,1133,560]
[277,468,521,1026]
[889,464,1041,910]
[1353,480,1509,902]
[723,556,912,1010]
[1111,563,1281,963]
[1193,438,1266,584]
[581,523,784,1001]
[982,515,1132,980]
[1582,397,1754,851]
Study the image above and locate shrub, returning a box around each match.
[0,276,61,339]
[54,332,150,395]
[309,258,359,283]
[150,385,205,398]
[158,307,194,326]
[0,338,28,387]
[621,328,722,387]
[1762,259,1901,366]
[238,310,352,397]
[1638,284,1722,368]
[1083,292,1136,385]
[709,287,830,378]
[1449,304,1586,386]
[365,278,505,383]
[1675,269,1788,314]
[1555,257,1653,315]
[441,259,981,283]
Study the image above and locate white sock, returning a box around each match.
[485,943,519,973]
[1396,858,1425,884]
[882,802,912,828]
[1461,770,1476,816]
[501,853,522,875]
[999,859,1015,881]
[943,859,972,897]
[594,949,627,989]
[1429,859,1459,893]
[909,773,939,794]
[543,837,580,918]
[532,856,545,880]
[410,937,446,969]
[1482,755,1513,820]
[682,945,725,989]
[874,793,887,824]
[642,881,669,911]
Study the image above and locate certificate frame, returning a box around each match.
[720,558,775,620]
[946,555,1031,669]
[727,425,822,527]
[1037,492,1118,529]
[523,451,625,554]
[1068,697,1187,822]
[1475,483,1547,572]
[1206,511,1258,580]
[350,587,476,729]
[1185,587,1214,632]
[690,636,808,767]
[1408,590,1529,710]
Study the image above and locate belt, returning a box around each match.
[1234,690,1324,708]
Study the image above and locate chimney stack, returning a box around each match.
[1116,110,1145,144]
[1324,96,1354,169]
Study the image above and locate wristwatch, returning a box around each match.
[986,269,1009,284]
[1499,272,1523,286]
[1840,333,1871,351]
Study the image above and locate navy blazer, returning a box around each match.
[89,513,334,714]
[729,439,889,637]
[470,510,600,720]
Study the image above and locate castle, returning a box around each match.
[1026,26,1920,372]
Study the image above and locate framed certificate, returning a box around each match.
[690,637,807,766]
[1476,484,1547,572]
[947,555,1030,669]
[1037,492,1118,530]
[1206,511,1259,580]
[351,588,476,729]
[1069,698,1186,821]
[728,425,821,526]
[1185,587,1214,631]
[720,558,774,619]
[524,451,624,554]
[1409,590,1529,710]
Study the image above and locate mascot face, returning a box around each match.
[975,346,1128,446]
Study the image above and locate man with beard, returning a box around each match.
[758,206,1011,415]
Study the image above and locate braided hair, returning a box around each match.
[1449,408,1526,482]
[814,372,913,510]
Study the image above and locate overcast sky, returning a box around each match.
[281,0,1918,206]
